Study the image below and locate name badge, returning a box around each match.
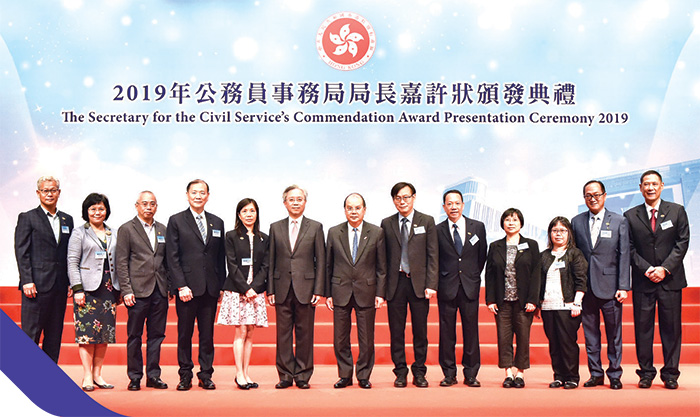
[212,229,222,238]
[517,242,529,250]
[95,251,107,260]
[61,226,70,234]
[660,220,673,230]
[600,230,612,239]
[157,235,166,243]
[553,261,566,269]
[469,234,479,245]
[242,257,253,266]
[414,226,426,234]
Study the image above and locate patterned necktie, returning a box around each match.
[352,227,358,263]
[196,215,206,244]
[453,224,463,253]
[650,208,657,233]
[290,220,299,250]
[400,217,410,274]
[590,216,600,247]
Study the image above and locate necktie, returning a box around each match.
[400,217,410,274]
[352,227,358,263]
[590,216,600,247]
[453,224,463,253]
[290,220,299,250]
[650,208,657,232]
[196,215,206,244]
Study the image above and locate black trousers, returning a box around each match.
[387,272,429,378]
[275,287,316,383]
[21,280,67,363]
[633,287,682,382]
[582,292,623,379]
[542,309,582,383]
[176,292,217,380]
[126,288,168,380]
[438,285,480,379]
[495,300,534,370]
[333,295,376,380]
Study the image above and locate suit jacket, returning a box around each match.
[539,247,588,304]
[67,223,120,292]
[325,221,387,308]
[380,210,439,301]
[115,216,169,298]
[624,200,689,292]
[485,235,541,308]
[222,229,269,295]
[267,216,325,304]
[436,216,487,301]
[14,206,74,292]
[571,210,630,299]
[165,209,226,298]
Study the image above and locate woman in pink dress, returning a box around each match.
[216,198,269,389]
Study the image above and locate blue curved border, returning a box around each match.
[0,309,123,417]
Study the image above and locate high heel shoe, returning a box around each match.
[235,378,250,390]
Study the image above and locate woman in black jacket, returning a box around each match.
[539,216,587,389]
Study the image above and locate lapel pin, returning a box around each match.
[660,214,665,218]
[240,236,245,240]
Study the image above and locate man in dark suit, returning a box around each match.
[624,170,689,390]
[436,190,487,387]
[14,175,74,363]
[571,180,630,390]
[166,179,226,391]
[116,191,169,391]
[380,182,438,388]
[325,193,387,389]
[267,185,325,389]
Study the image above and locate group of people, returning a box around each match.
[14,170,689,393]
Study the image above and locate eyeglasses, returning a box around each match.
[551,228,569,235]
[138,201,157,207]
[38,188,59,195]
[286,197,305,203]
[584,193,604,201]
[393,195,414,203]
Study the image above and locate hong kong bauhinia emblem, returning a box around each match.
[317,12,376,71]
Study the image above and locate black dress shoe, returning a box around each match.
[439,376,458,387]
[394,376,407,388]
[93,381,114,389]
[464,377,481,387]
[198,378,216,390]
[664,379,678,390]
[127,379,141,391]
[563,381,578,389]
[502,377,514,388]
[334,378,353,388]
[583,376,604,387]
[146,377,168,389]
[358,379,372,389]
[638,378,653,389]
[275,380,293,389]
[513,377,525,388]
[412,375,429,388]
[176,379,192,391]
[610,378,623,390]
[235,378,250,390]
[82,385,95,392]
[549,380,563,388]
[296,380,310,389]
[248,382,259,389]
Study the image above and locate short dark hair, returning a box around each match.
[81,193,111,222]
[500,208,524,230]
[442,189,463,203]
[547,216,575,250]
[234,198,261,237]
[640,169,663,184]
[391,182,416,198]
[343,193,366,208]
[186,179,209,193]
[582,180,606,195]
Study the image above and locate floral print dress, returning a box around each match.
[74,239,117,344]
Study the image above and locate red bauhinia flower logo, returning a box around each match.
[317,12,376,71]
[330,24,363,57]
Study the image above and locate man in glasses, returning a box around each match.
[14,175,74,363]
[571,180,630,390]
[380,182,438,388]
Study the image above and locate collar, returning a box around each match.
[348,221,363,233]
[448,216,465,230]
[190,207,205,221]
[590,208,606,221]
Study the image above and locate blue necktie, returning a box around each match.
[400,217,410,274]
[453,224,463,253]
[352,227,358,263]
[196,215,206,244]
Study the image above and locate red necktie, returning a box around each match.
[650,208,657,232]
